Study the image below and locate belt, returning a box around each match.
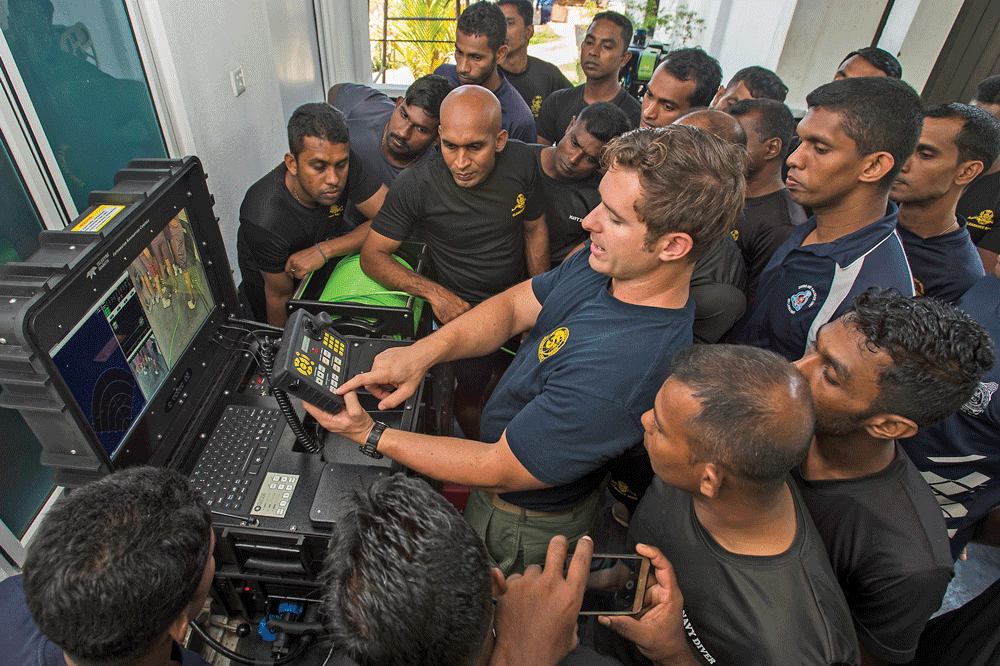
[487,490,591,518]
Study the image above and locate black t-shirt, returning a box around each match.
[957,170,1000,253]
[595,478,860,666]
[371,139,543,305]
[792,445,954,664]
[690,237,748,343]
[529,144,601,264]
[236,156,382,320]
[536,85,641,143]
[734,187,807,302]
[897,217,984,304]
[500,56,572,118]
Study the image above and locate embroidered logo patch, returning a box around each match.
[962,381,998,416]
[511,193,526,216]
[730,229,739,242]
[538,327,569,361]
[328,204,344,218]
[786,284,817,313]
[968,209,994,231]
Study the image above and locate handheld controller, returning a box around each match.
[270,310,350,413]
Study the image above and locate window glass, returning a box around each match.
[2,0,167,212]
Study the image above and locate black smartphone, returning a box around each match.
[568,553,651,615]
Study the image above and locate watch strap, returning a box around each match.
[360,421,387,459]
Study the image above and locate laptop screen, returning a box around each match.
[48,208,217,459]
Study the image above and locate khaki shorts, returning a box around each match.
[463,487,600,576]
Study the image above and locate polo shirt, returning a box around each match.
[433,64,536,143]
[896,217,983,304]
[900,273,1000,559]
[728,202,915,361]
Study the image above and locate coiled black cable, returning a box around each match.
[259,338,323,454]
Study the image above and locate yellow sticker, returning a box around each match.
[72,205,124,232]
[538,327,569,362]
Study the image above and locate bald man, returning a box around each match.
[361,85,546,437]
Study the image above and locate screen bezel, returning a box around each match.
[24,160,241,472]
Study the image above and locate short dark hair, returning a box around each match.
[321,474,493,666]
[728,66,788,102]
[728,98,796,153]
[577,101,631,143]
[670,344,814,490]
[846,288,995,428]
[287,102,349,157]
[660,48,723,108]
[972,75,1000,105]
[591,10,633,50]
[497,0,532,27]
[805,77,923,188]
[602,125,746,260]
[458,1,508,52]
[405,74,454,119]
[924,103,1000,171]
[22,467,212,666]
[840,47,902,79]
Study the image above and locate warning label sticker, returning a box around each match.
[72,205,124,232]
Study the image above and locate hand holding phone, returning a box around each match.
[576,553,651,615]
[598,543,696,665]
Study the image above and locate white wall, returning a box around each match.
[893,0,964,100]
[774,0,964,113]
[135,0,341,282]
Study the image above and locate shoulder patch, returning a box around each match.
[538,327,569,361]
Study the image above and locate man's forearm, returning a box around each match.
[371,427,544,493]
[524,215,550,276]
[417,281,539,365]
[361,244,456,303]
[319,222,372,258]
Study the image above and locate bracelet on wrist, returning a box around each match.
[315,243,328,263]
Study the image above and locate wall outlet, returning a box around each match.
[230,66,246,97]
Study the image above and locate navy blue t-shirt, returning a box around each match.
[897,217,983,304]
[900,273,1000,559]
[433,64,536,143]
[481,248,695,511]
[729,203,914,361]
[0,575,211,666]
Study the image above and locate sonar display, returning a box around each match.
[49,208,215,459]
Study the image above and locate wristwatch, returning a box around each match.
[360,421,387,459]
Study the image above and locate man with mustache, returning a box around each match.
[237,103,387,325]
[328,74,453,225]
[890,103,999,303]
[434,1,536,143]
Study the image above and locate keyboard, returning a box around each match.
[190,405,283,512]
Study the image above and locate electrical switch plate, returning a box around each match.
[230,66,246,97]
